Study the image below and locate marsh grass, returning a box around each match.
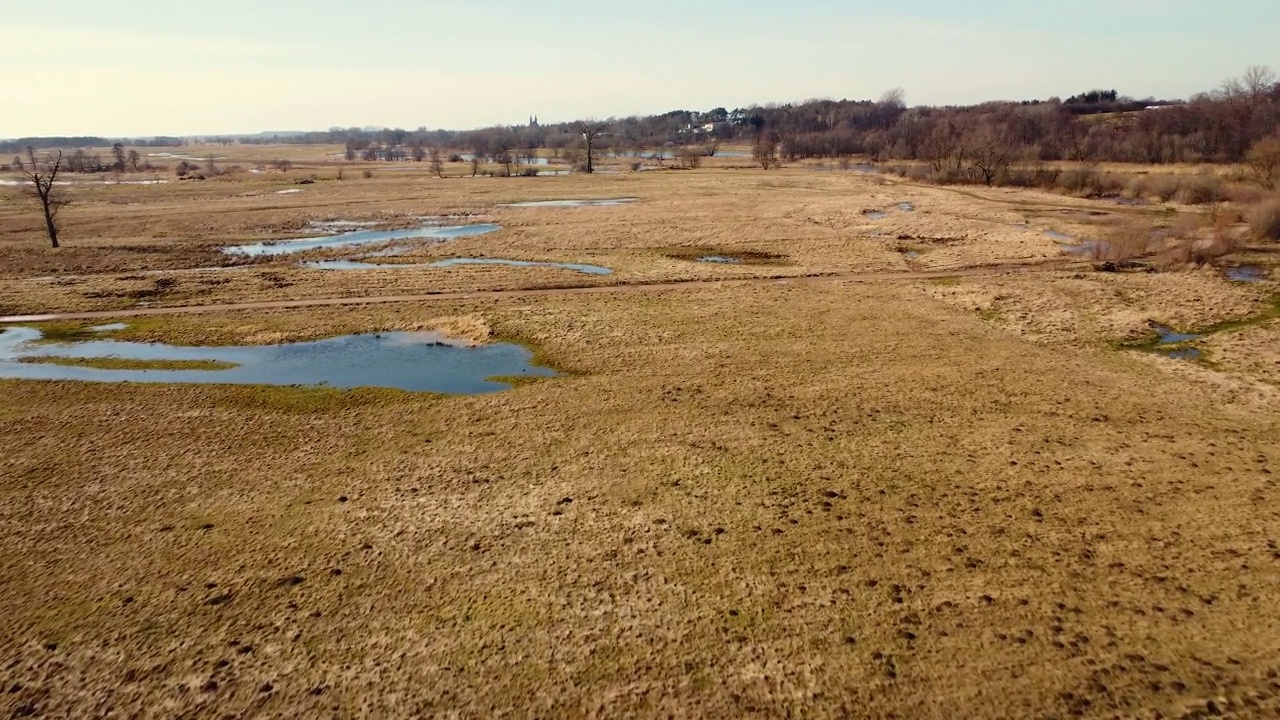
[17,356,237,371]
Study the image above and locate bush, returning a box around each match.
[1123,176,1148,199]
[1173,175,1222,205]
[1095,222,1152,263]
[1056,169,1094,193]
[1093,173,1127,195]
[1249,198,1280,240]
[1147,174,1181,202]
[905,165,932,182]
[361,169,373,179]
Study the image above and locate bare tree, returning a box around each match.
[967,125,1016,186]
[429,147,444,178]
[127,149,141,172]
[111,143,128,172]
[753,130,779,170]
[19,148,68,248]
[1242,65,1277,105]
[879,87,907,109]
[577,119,610,173]
[469,155,480,177]
[1248,135,1280,188]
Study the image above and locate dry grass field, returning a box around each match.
[2,156,1279,718]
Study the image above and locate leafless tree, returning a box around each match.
[967,125,1017,185]
[111,143,127,172]
[577,119,610,173]
[1248,135,1280,188]
[19,148,68,248]
[880,87,906,109]
[1242,65,1277,105]
[469,155,480,177]
[429,147,444,178]
[127,149,141,172]
[753,130,779,170]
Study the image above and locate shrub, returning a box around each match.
[1095,222,1152,263]
[1093,173,1127,195]
[361,169,373,179]
[1147,174,1181,202]
[1123,176,1148,199]
[1173,175,1222,205]
[1249,197,1280,240]
[905,165,932,182]
[1056,169,1094,193]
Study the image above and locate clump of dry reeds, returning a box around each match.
[1249,197,1280,240]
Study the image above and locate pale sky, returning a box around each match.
[2,0,1276,138]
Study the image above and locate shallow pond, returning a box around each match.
[0,327,553,393]
[1226,265,1268,283]
[697,256,742,264]
[501,198,638,208]
[899,202,915,211]
[225,223,501,257]
[459,153,551,166]
[1151,324,1204,345]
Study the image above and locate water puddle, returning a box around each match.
[1159,347,1202,361]
[0,327,553,393]
[899,202,915,211]
[225,223,501,257]
[1151,324,1204,345]
[1045,230,1074,241]
[90,323,128,333]
[863,210,887,220]
[1226,265,1268,283]
[697,256,742,264]
[501,198,638,208]
[276,189,304,195]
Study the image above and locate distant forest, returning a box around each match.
[5,66,1278,167]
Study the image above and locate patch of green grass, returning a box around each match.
[30,322,103,344]
[18,356,237,372]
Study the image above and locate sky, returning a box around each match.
[2,0,1276,138]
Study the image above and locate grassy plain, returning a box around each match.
[1,155,1279,718]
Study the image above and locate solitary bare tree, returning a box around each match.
[429,147,444,178]
[19,148,68,248]
[577,119,610,173]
